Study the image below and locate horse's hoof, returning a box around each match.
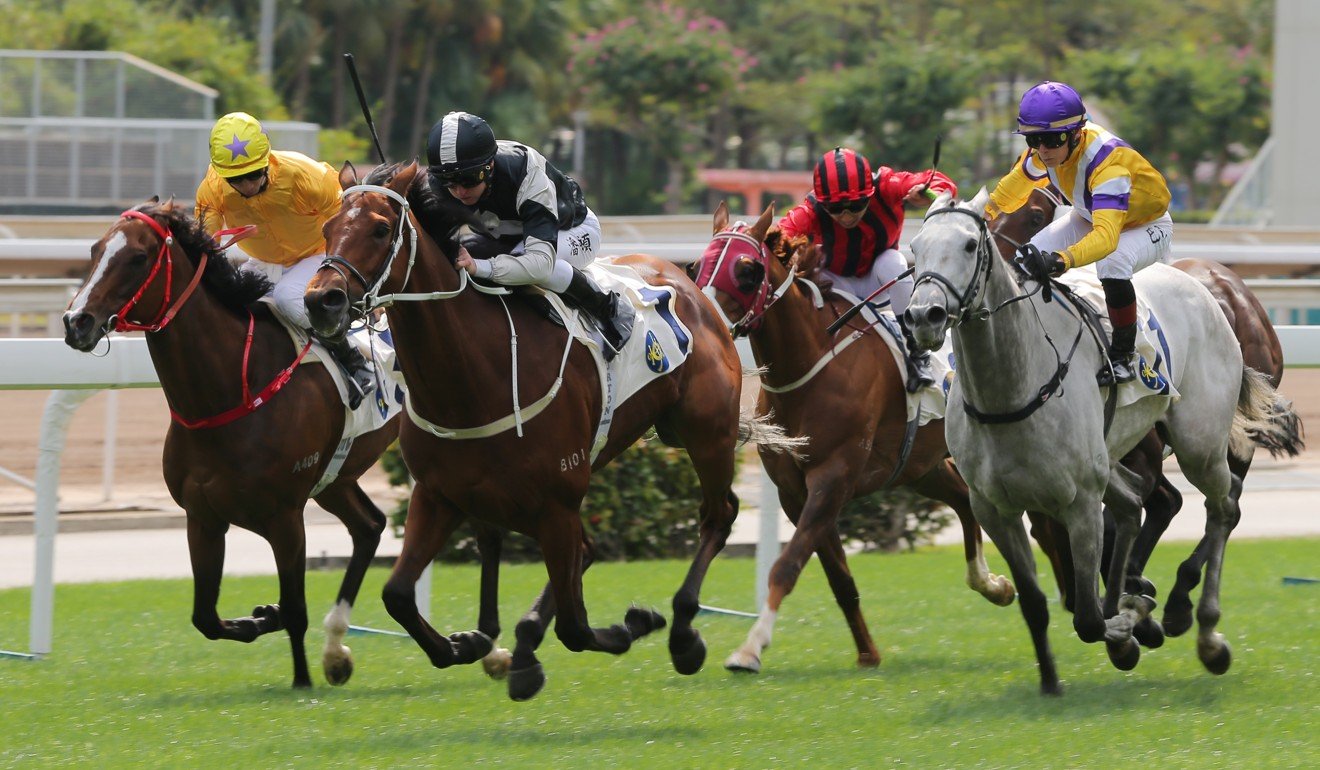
[856,651,882,669]
[1040,679,1064,697]
[1127,575,1158,598]
[670,632,706,676]
[508,663,546,701]
[1133,616,1165,649]
[482,647,512,680]
[723,650,761,674]
[322,655,353,681]
[292,677,313,690]
[451,630,495,664]
[1107,638,1141,671]
[1162,607,1194,638]
[625,606,667,639]
[985,575,1016,607]
[1198,634,1232,675]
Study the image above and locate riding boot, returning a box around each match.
[317,333,375,410]
[560,267,635,358]
[1098,278,1138,386]
[896,316,936,393]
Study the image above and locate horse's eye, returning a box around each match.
[964,238,977,253]
[374,222,391,239]
[129,250,150,266]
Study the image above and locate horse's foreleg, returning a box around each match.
[1128,472,1183,595]
[264,513,313,689]
[1027,512,1075,612]
[472,522,512,679]
[726,469,850,674]
[813,524,880,668]
[909,459,1014,606]
[1101,464,1160,665]
[186,516,283,643]
[382,487,492,671]
[314,482,387,686]
[972,495,1060,696]
[1063,497,1108,647]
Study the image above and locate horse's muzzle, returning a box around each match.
[62,309,105,352]
[903,296,950,352]
[304,284,350,339]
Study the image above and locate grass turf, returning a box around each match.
[0,538,1315,768]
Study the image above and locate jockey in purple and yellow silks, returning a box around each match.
[195,111,374,408]
[986,81,1173,386]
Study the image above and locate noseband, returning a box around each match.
[911,205,996,325]
[695,224,797,336]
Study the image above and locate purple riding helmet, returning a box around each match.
[1015,81,1088,134]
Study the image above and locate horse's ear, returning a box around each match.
[391,160,420,195]
[162,196,176,212]
[747,204,775,242]
[713,201,730,234]
[926,190,955,218]
[967,187,991,216]
[147,195,160,204]
[339,161,359,190]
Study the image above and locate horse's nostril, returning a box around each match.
[928,306,948,326]
[321,288,347,312]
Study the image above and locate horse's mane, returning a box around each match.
[362,162,483,259]
[133,202,272,308]
[765,227,809,262]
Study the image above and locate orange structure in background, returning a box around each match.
[698,169,813,217]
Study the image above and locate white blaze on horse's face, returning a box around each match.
[69,228,131,314]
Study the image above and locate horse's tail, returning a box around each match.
[1231,366,1305,462]
[738,408,808,459]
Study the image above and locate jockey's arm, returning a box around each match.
[987,150,1047,219]
[1058,168,1133,269]
[469,235,557,285]
[194,177,225,235]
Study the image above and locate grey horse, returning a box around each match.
[904,190,1292,695]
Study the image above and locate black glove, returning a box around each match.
[1018,246,1066,283]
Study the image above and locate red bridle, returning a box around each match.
[111,209,210,333]
[694,223,774,335]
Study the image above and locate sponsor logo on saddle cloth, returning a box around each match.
[1056,266,1179,407]
[261,297,407,492]
[541,261,693,462]
[828,288,951,428]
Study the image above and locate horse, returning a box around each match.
[303,161,794,701]
[904,190,1295,694]
[61,200,400,689]
[992,187,1302,632]
[695,203,1015,674]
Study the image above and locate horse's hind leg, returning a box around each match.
[382,486,493,671]
[812,524,881,668]
[971,496,1060,696]
[1164,453,1248,639]
[263,511,314,689]
[313,481,387,686]
[1189,472,1242,674]
[909,458,1014,606]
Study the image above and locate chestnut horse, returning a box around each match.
[304,162,789,701]
[992,188,1302,636]
[62,200,400,688]
[696,203,1015,674]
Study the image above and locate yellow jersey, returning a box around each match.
[195,150,342,267]
[988,123,1170,269]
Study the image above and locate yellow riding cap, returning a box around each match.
[209,112,271,177]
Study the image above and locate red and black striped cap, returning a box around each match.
[813,148,874,203]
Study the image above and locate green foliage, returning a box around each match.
[318,127,371,169]
[837,487,956,553]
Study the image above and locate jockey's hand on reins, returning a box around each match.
[1017,244,1065,303]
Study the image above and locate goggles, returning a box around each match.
[822,197,869,216]
[437,164,492,190]
[225,167,267,186]
[1024,131,1071,150]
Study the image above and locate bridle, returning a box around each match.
[110,209,209,333]
[694,223,796,336]
[318,183,422,315]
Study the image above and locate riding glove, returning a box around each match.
[1020,247,1066,282]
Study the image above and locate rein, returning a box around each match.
[325,181,573,439]
[915,205,1083,425]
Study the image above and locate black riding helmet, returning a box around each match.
[426,111,497,186]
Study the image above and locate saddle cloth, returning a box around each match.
[1056,264,1180,407]
[543,260,695,462]
[260,298,406,495]
[829,288,951,427]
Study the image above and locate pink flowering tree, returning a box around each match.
[570,3,751,211]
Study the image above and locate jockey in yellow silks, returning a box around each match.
[987,81,1173,385]
[195,112,374,407]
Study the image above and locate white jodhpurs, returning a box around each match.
[822,247,915,316]
[1029,210,1173,280]
[239,252,323,330]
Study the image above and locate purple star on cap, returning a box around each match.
[223,134,251,161]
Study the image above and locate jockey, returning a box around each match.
[425,111,634,355]
[195,112,375,408]
[987,81,1173,386]
[778,147,956,392]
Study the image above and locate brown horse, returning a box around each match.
[696,203,1015,674]
[992,187,1303,636]
[62,200,399,689]
[304,162,788,701]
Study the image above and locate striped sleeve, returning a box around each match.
[988,150,1048,219]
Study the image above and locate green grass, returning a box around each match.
[1,538,1316,769]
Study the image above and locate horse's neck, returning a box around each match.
[952,261,1068,411]
[749,271,836,384]
[145,270,290,419]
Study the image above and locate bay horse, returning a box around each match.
[696,203,1015,675]
[62,200,399,689]
[992,187,1302,635]
[905,191,1295,694]
[304,161,791,701]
